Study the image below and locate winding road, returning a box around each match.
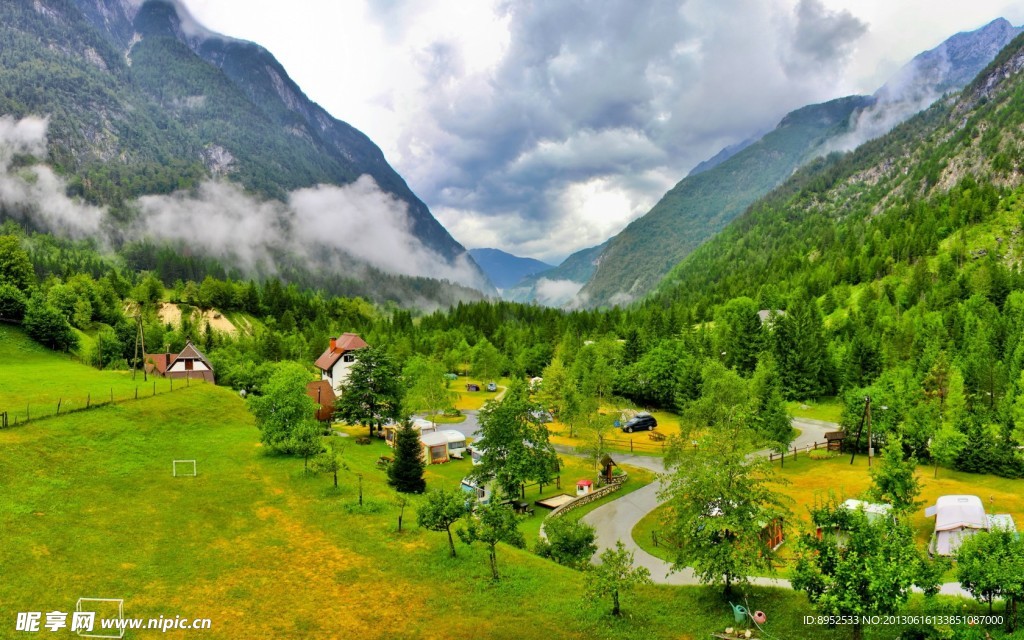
[579,418,973,598]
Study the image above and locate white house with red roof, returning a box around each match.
[314,333,368,394]
[144,341,215,383]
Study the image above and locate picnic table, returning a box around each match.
[649,431,666,441]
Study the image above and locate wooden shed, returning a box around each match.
[825,431,847,452]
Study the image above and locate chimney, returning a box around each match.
[330,337,337,351]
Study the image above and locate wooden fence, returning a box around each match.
[0,376,207,429]
[767,440,830,464]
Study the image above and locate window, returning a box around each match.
[343,354,355,363]
[184,360,193,371]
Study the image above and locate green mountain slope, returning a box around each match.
[581,95,872,306]
[654,31,1024,312]
[0,0,491,304]
[579,18,1022,308]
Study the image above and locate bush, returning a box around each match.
[536,517,597,569]
[808,449,836,460]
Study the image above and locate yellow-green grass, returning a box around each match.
[3,388,991,640]
[786,397,844,423]
[547,407,687,456]
[420,413,468,424]
[1,339,1008,640]
[0,326,173,423]
[451,377,509,411]
[634,453,1024,574]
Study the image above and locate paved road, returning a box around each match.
[579,418,973,597]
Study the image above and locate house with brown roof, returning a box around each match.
[314,333,368,394]
[144,341,215,383]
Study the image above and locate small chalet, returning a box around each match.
[314,333,368,395]
[144,341,215,383]
[305,380,337,422]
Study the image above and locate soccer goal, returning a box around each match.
[172,460,197,477]
[74,597,124,639]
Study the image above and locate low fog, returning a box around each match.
[0,116,487,292]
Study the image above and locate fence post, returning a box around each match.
[630,439,634,453]
[87,393,90,409]
[56,399,61,415]
[793,445,797,459]
[26,403,29,421]
[110,388,113,403]
[135,387,138,400]
[153,381,156,396]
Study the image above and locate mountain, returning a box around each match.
[467,248,553,290]
[574,18,1022,308]
[0,0,492,304]
[653,29,1024,312]
[504,241,609,306]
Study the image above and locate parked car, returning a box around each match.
[465,383,481,392]
[486,382,497,392]
[621,412,657,433]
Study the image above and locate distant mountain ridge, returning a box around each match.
[569,18,1023,308]
[0,0,493,304]
[467,249,553,290]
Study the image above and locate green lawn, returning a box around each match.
[786,397,844,423]
[0,332,1012,639]
[0,326,182,424]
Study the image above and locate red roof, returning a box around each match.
[313,333,368,371]
[577,479,593,487]
[145,353,171,375]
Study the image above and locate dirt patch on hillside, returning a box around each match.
[156,303,238,337]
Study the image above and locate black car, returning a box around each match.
[621,413,657,433]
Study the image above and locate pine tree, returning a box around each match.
[388,421,426,493]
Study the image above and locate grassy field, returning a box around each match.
[786,397,844,423]
[0,326,182,424]
[0,332,1010,639]
[451,377,508,411]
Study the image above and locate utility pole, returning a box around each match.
[849,395,872,466]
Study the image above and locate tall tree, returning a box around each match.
[584,541,652,617]
[334,346,403,436]
[750,354,794,464]
[471,338,503,382]
[248,362,317,453]
[867,436,922,513]
[660,425,790,596]
[469,380,559,499]
[773,290,831,400]
[715,296,763,374]
[458,502,524,580]
[388,421,426,494]
[0,235,34,290]
[417,488,468,557]
[403,356,452,425]
[793,502,941,640]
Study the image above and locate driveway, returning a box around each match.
[579,418,973,597]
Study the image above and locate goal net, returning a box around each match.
[172,460,197,477]
[74,597,124,639]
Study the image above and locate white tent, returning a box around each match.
[926,495,988,556]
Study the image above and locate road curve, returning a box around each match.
[579,418,972,597]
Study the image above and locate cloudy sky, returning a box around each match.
[178,0,1024,264]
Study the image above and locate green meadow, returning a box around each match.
[0,329,1009,639]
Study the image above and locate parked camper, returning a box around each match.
[382,419,437,448]
[420,431,452,464]
[469,440,486,466]
[439,429,468,459]
[926,495,1016,556]
[461,477,492,505]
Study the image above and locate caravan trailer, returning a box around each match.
[460,477,492,505]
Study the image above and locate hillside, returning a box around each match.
[0,0,491,305]
[655,31,1024,311]
[504,241,609,306]
[576,18,1022,308]
[468,248,553,290]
